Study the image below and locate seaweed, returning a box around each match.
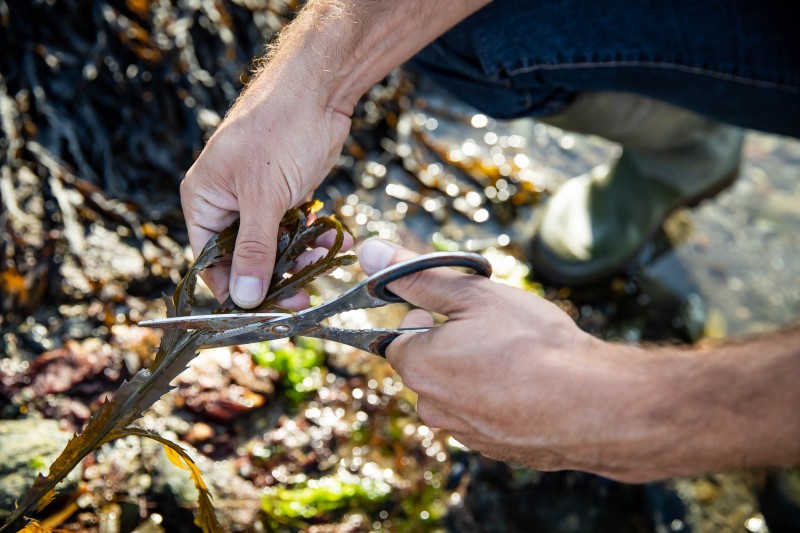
[261,471,391,529]
[1,201,356,533]
[251,337,326,405]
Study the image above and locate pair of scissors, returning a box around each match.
[139,252,492,357]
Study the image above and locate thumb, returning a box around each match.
[358,238,487,316]
[230,190,286,309]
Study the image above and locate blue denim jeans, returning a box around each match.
[411,0,800,138]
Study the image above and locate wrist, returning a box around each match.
[261,2,365,116]
[574,339,718,481]
[611,336,800,480]
[260,0,492,116]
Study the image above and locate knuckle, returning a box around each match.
[235,239,273,263]
[395,270,435,303]
[240,173,291,212]
[454,276,491,304]
[274,159,304,205]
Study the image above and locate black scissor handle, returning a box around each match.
[369,252,492,303]
[376,332,400,357]
[300,326,431,357]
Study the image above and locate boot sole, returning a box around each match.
[527,167,740,287]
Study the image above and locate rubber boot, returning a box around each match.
[528,91,744,285]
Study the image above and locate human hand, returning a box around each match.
[181,66,352,309]
[358,238,688,483]
[179,0,492,309]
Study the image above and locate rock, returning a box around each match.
[182,385,266,423]
[0,418,80,515]
[177,348,270,423]
[26,338,114,396]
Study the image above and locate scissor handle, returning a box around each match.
[210,251,495,352]
[301,326,430,357]
[369,251,492,303]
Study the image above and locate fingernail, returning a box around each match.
[233,276,263,307]
[359,239,397,274]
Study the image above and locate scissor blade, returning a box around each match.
[138,312,290,331]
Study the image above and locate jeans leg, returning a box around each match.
[411,0,800,138]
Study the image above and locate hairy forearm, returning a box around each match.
[636,326,800,477]
[254,0,491,112]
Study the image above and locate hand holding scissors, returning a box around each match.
[140,252,491,356]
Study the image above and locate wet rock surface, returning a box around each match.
[645,132,800,337]
[0,418,79,515]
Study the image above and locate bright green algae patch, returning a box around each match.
[261,471,391,523]
[251,337,326,405]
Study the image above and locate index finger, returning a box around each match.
[358,238,492,316]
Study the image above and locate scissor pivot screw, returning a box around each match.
[271,324,291,335]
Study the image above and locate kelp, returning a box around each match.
[1,201,356,532]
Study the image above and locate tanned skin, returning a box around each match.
[180,0,800,482]
[182,0,490,308]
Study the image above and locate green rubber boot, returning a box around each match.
[528,92,744,285]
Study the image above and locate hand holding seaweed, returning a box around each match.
[1,202,355,533]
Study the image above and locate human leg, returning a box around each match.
[530,92,744,284]
[410,0,799,283]
[411,0,800,136]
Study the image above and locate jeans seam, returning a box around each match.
[505,61,800,93]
